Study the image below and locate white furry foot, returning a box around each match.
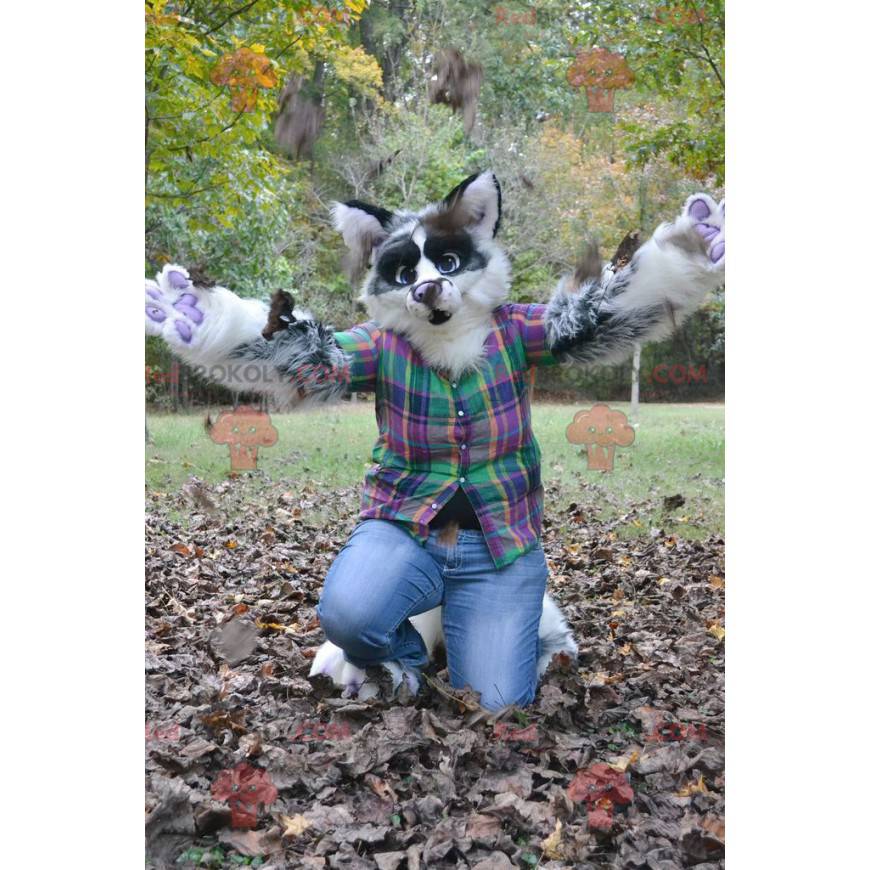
[308,641,420,700]
[537,593,579,678]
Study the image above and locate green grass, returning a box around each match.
[146,401,723,538]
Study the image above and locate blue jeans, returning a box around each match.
[316,519,548,710]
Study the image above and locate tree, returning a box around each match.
[573,0,724,183]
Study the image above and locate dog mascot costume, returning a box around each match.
[145,171,725,711]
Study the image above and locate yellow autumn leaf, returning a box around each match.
[279,813,311,838]
[677,775,708,797]
[709,575,725,589]
[707,621,725,641]
[609,749,640,772]
[541,819,563,859]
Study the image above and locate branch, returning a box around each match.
[147,180,231,199]
[686,0,724,89]
[273,33,304,62]
[202,0,262,38]
[164,111,246,150]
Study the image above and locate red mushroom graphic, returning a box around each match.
[211,762,277,829]
[566,404,635,472]
[566,48,635,113]
[208,406,278,471]
[567,763,635,832]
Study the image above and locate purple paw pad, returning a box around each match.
[167,270,190,290]
[146,306,166,323]
[146,288,162,301]
[688,198,712,221]
[174,320,193,343]
[695,222,720,241]
[710,240,725,263]
[173,294,204,324]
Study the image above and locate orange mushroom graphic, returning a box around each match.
[566,48,635,113]
[566,403,636,472]
[654,3,707,27]
[208,406,278,471]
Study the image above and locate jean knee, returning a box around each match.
[478,678,537,712]
[317,595,385,658]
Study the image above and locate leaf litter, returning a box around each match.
[146,474,724,868]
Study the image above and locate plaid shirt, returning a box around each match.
[334,304,560,568]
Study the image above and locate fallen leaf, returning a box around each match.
[677,775,709,797]
[541,818,563,859]
[279,813,312,839]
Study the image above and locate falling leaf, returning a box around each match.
[224,539,238,550]
[170,543,192,557]
[709,575,725,589]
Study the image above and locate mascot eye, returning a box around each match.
[395,265,416,285]
[436,253,461,275]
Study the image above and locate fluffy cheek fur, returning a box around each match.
[361,241,511,378]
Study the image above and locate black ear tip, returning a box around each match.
[341,200,394,229]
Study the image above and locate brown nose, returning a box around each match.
[411,280,442,306]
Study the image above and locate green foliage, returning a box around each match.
[145,0,365,291]
[573,0,725,183]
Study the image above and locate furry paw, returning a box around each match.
[682,193,725,269]
[308,641,420,700]
[145,264,210,347]
[309,641,371,697]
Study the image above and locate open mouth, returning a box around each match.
[428,309,453,326]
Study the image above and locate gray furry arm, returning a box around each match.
[545,196,725,366]
[145,263,351,405]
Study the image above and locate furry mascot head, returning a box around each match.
[331,172,511,376]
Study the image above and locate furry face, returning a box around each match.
[331,172,512,376]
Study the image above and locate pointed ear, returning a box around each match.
[440,171,502,238]
[330,200,394,283]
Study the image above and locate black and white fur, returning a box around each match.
[145,171,724,701]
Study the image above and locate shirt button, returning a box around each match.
[432,503,438,510]
[451,382,458,388]
[460,444,467,451]
[458,410,465,417]
[459,477,466,483]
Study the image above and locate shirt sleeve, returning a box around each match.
[333,321,381,393]
[505,303,560,368]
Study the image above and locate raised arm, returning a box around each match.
[544,194,725,365]
[145,264,358,406]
